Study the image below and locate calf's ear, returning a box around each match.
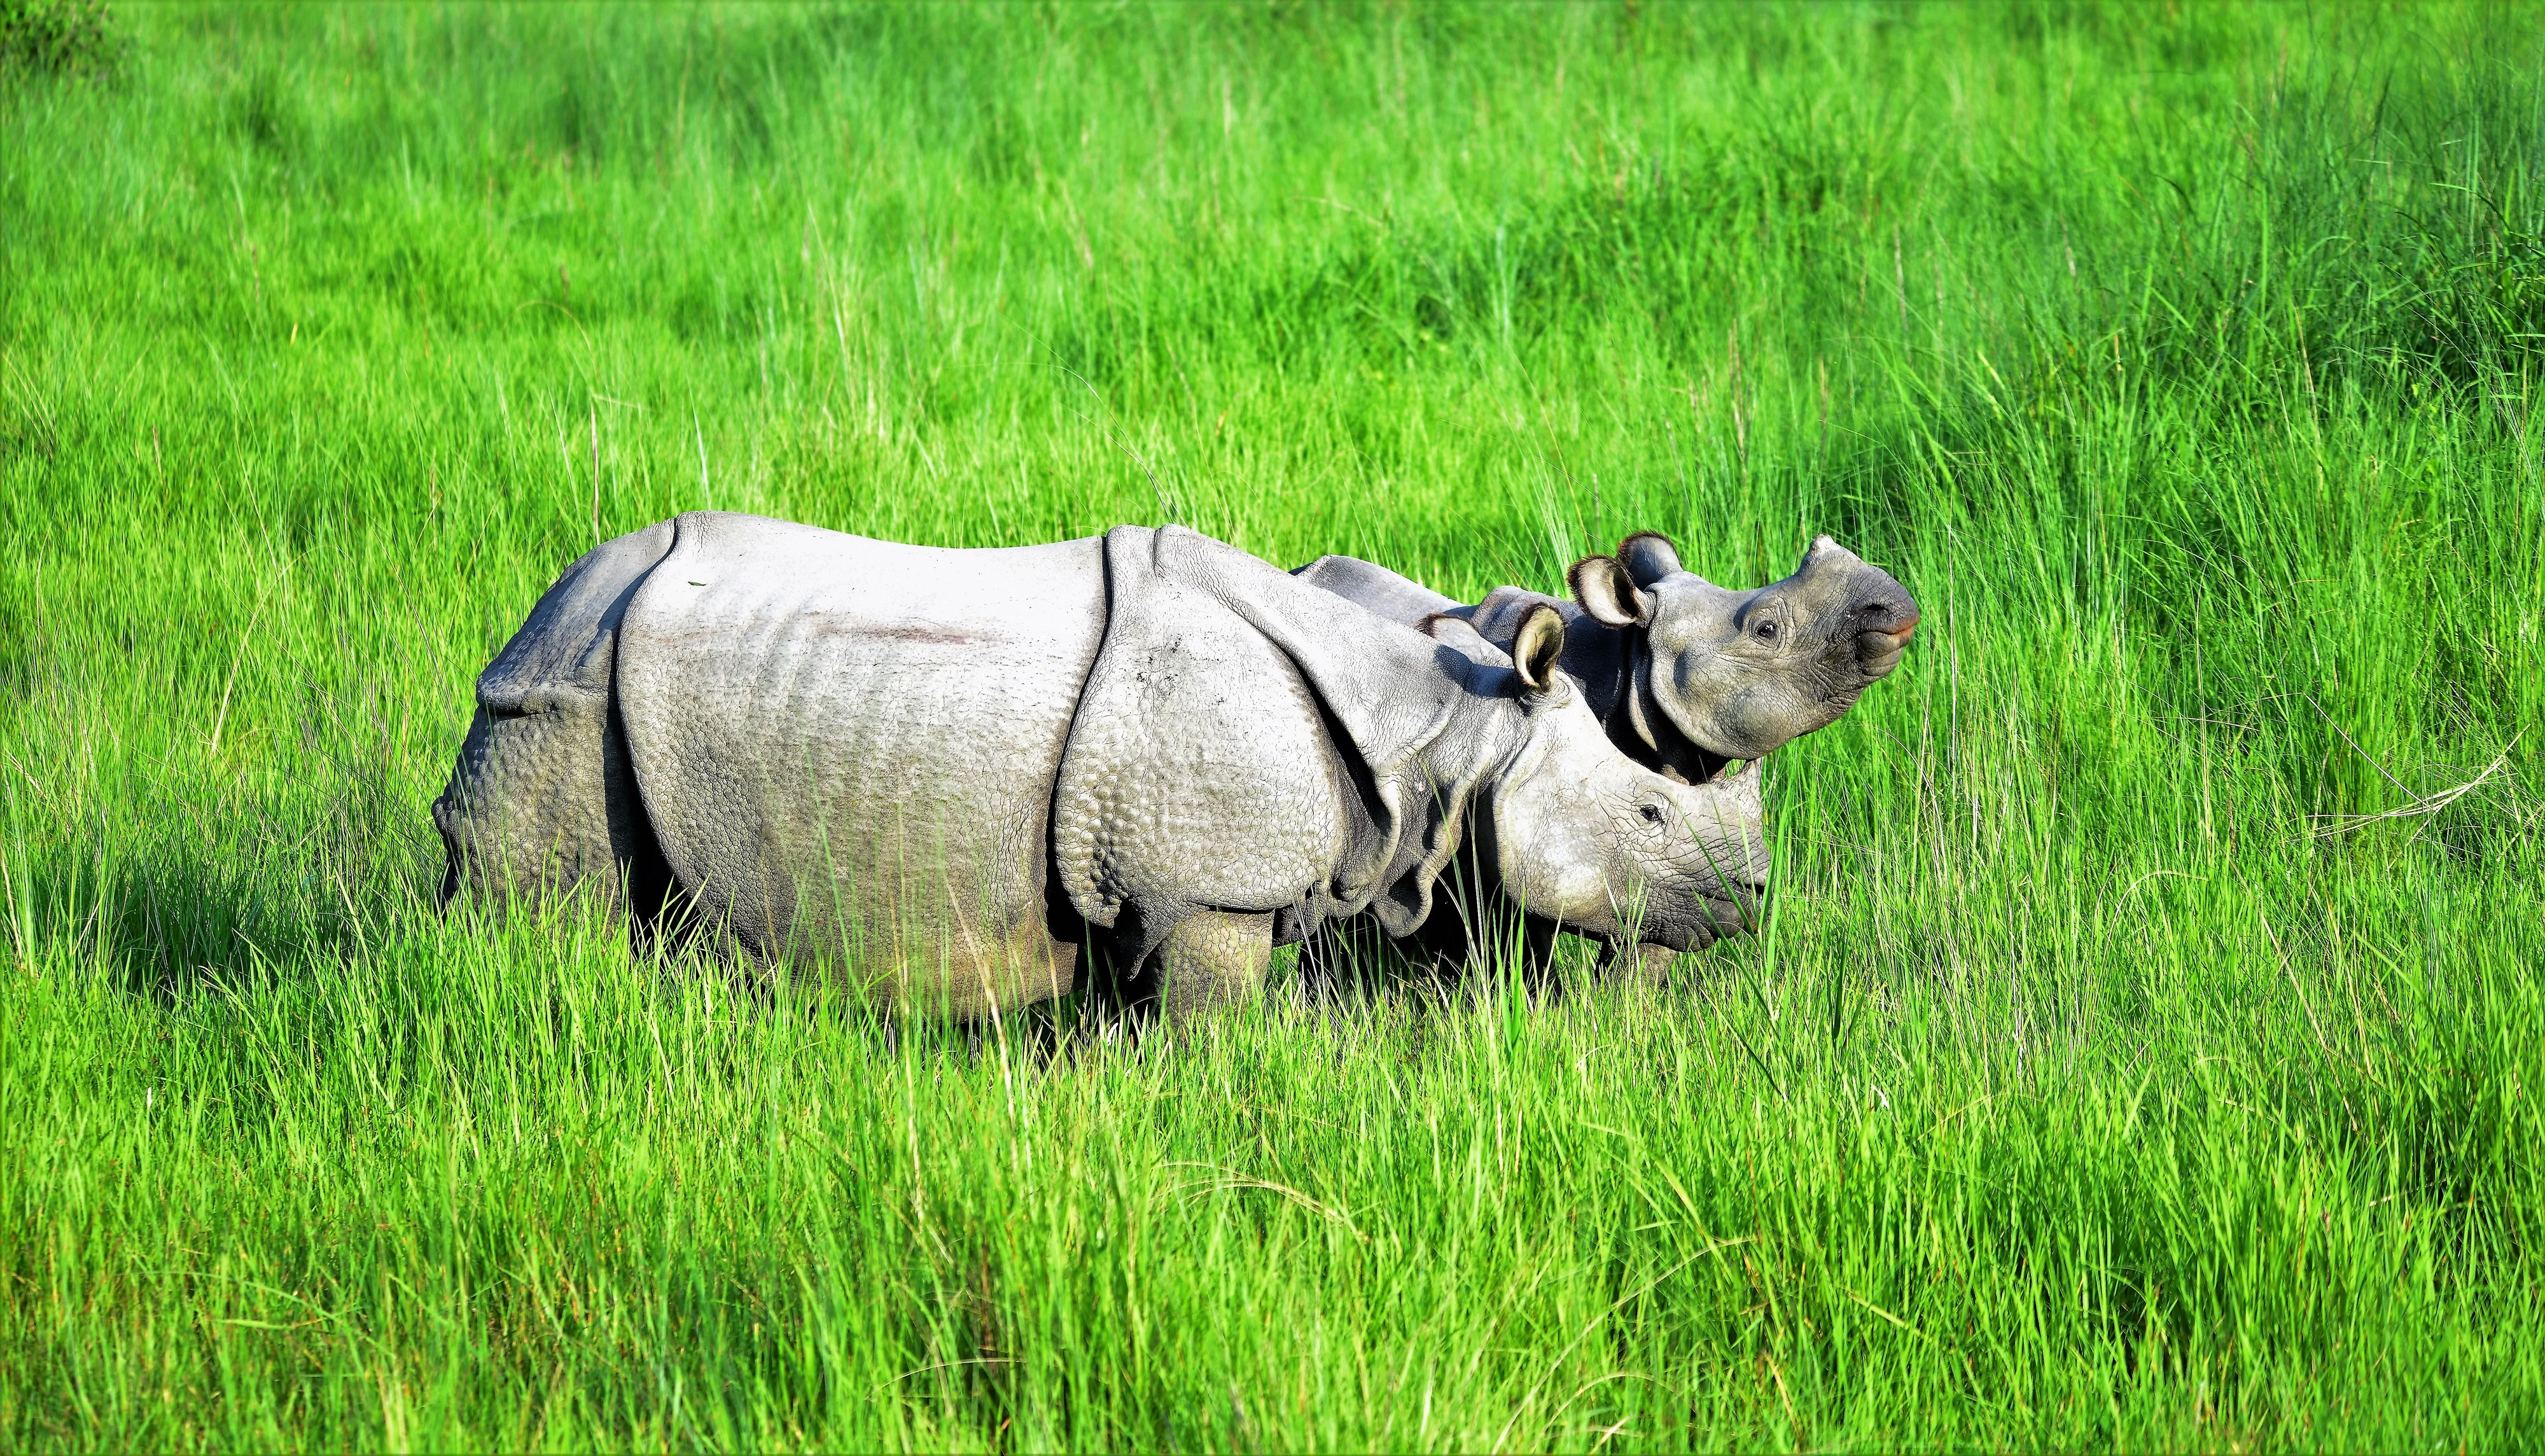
[1617,532,1682,588]
[1568,555,1653,628]
[1512,603,1568,694]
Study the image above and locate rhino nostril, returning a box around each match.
[1855,598,1917,656]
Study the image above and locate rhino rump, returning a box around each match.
[431,520,678,917]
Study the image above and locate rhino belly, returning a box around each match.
[616,513,1105,1014]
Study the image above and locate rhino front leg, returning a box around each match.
[1156,910,1274,1024]
[1431,900,1562,1001]
[1594,939,1678,988]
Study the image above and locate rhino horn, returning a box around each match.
[1801,534,1919,681]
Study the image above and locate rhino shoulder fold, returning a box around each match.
[1054,526,1482,949]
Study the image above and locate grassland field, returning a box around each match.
[4,3,2544,1449]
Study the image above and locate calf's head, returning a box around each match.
[1570,532,1918,761]
[1466,607,1769,953]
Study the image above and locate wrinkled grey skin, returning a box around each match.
[1298,532,1918,778]
[1295,614,1767,998]
[1293,531,1914,983]
[435,512,1767,1023]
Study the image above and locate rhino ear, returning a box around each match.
[1617,532,1682,588]
[1511,602,1568,694]
[1567,556,1652,628]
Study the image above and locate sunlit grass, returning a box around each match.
[3,2,2541,1448]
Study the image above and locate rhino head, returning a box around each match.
[1453,606,1769,953]
[1571,532,1918,763]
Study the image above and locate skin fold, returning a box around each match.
[435,513,1768,1025]
[1293,532,1915,984]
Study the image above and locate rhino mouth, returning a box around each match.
[1857,627,1912,676]
[1647,885,1763,952]
[1849,598,1920,681]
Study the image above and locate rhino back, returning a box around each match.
[616,513,1104,1010]
[433,520,675,910]
[1288,554,1458,626]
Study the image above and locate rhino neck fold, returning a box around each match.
[1617,628,1663,756]
[1608,631,1731,786]
[1349,684,1524,939]
[1446,687,1534,788]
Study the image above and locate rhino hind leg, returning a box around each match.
[431,697,670,919]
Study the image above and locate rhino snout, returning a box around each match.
[1639,822,1768,950]
[1847,593,1918,680]
[1647,883,1765,952]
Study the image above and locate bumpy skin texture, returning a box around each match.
[431,520,674,913]
[1292,532,1910,983]
[1054,525,1468,961]
[436,513,1768,1022]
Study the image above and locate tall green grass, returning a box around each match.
[3,3,2541,1448]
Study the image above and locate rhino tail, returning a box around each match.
[435,521,679,922]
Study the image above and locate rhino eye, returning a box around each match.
[1638,803,1665,825]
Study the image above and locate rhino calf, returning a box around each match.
[1297,532,1918,780]
[435,513,1767,1023]
[1297,610,1767,999]
[1294,531,1914,983]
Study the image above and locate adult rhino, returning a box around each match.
[433,513,1768,1023]
[1292,531,1914,981]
